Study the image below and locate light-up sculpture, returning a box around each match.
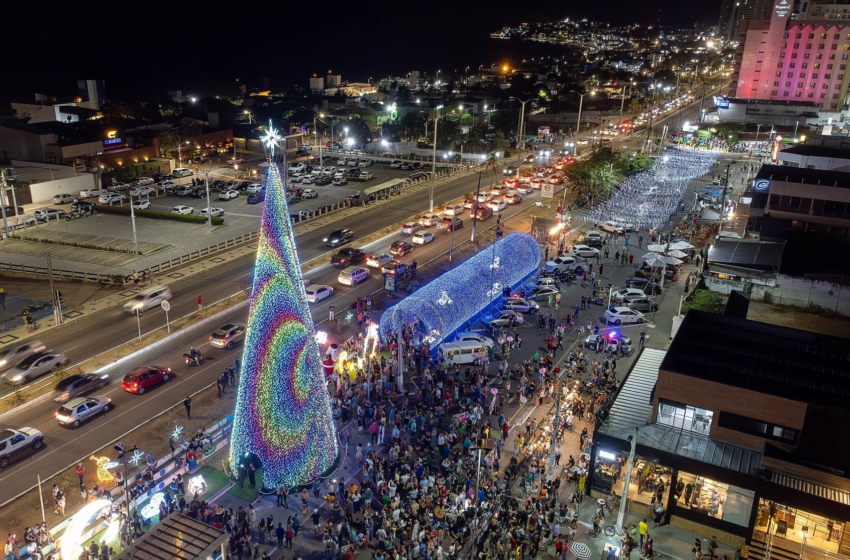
[229,122,338,487]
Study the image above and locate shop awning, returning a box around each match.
[112,512,228,560]
[602,348,666,433]
[634,424,761,475]
[770,471,850,506]
[364,178,406,196]
[708,263,774,280]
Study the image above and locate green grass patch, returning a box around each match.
[96,204,225,226]
[212,224,231,232]
[189,466,231,500]
[227,467,262,502]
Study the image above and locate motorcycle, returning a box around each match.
[184,352,205,366]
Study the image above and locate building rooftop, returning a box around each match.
[706,240,785,272]
[755,163,850,189]
[779,144,850,160]
[662,310,850,409]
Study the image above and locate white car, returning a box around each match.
[135,177,155,186]
[572,244,601,258]
[301,175,315,185]
[227,157,245,164]
[110,183,130,192]
[288,163,306,174]
[302,189,318,199]
[476,193,494,204]
[245,183,263,194]
[306,284,334,303]
[336,157,348,166]
[0,427,44,468]
[516,185,533,195]
[323,166,338,175]
[453,333,495,350]
[401,222,421,234]
[131,200,151,210]
[604,307,646,326]
[200,207,224,217]
[219,190,240,201]
[172,205,194,215]
[99,193,127,204]
[130,186,155,197]
[333,169,347,180]
[367,253,393,268]
[390,160,402,168]
[359,171,373,180]
[442,205,464,216]
[332,176,348,186]
[0,341,46,372]
[52,193,75,204]
[55,396,113,429]
[418,214,442,227]
[487,200,507,212]
[412,231,435,244]
[79,188,107,199]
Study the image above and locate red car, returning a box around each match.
[503,178,519,188]
[121,366,171,395]
[549,175,564,185]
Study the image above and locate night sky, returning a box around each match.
[5,0,720,101]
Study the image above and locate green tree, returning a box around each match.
[682,289,727,315]
[712,123,745,146]
[628,99,640,114]
[156,130,180,158]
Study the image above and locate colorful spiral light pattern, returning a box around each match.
[229,162,338,487]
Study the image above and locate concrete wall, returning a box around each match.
[27,173,96,203]
[0,127,54,161]
[705,273,850,316]
[10,160,80,183]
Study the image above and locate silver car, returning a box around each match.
[5,351,67,385]
[0,340,46,372]
[55,396,113,428]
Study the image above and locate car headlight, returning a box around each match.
[323,238,328,242]
[0,359,6,367]
[133,303,144,309]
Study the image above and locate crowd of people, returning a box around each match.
[585,149,718,232]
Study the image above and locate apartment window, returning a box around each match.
[783,91,790,96]
[825,73,831,79]
[834,93,840,99]
[821,92,828,98]
[821,33,827,39]
[788,72,795,78]
[803,62,809,68]
[794,42,801,49]
[798,33,804,39]
[809,92,816,98]
[839,74,845,79]
[774,81,781,87]
[718,411,797,443]
[792,53,799,59]
[785,33,790,39]
[811,82,818,88]
[819,43,826,49]
[832,44,839,50]
[835,34,841,40]
[813,73,819,78]
[772,90,779,96]
[805,43,812,49]
[846,33,850,40]
[843,54,849,60]
[828,63,834,69]
[804,53,811,59]
[829,53,835,59]
[790,62,797,68]
[778,62,785,68]
[809,33,815,39]
[823,83,829,89]
[796,91,803,97]
[786,81,793,87]
[815,63,821,68]
[797,81,805,88]
[800,72,807,78]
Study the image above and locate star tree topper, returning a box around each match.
[262,120,282,157]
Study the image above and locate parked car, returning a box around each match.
[209,323,246,349]
[227,157,244,164]
[525,286,561,302]
[99,192,127,205]
[357,158,373,167]
[628,297,659,313]
[130,186,155,197]
[244,183,263,194]
[172,168,193,177]
[34,208,67,221]
[52,373,109,403]
[604,307,646,325]
[288,163,306,174]
[110,183,131,192]
[314,176,332,186]
[542,256,578,273]
[135,177,155,186]
[172,205,194,214]
[347,168,362,178]
[501,298,539,314]
[71,200,98,213]
[390,160,403,168]
[484,310,524,328]
[330,248,366,266]
[123,285,172,313]
[612,288,647,304]
[324,228,354,247]
[412,231,435,244]
[200,207,224,217]
[453,333,495,350]
[367,253,393,268]
[306,285,334,303]
[390,241,414,256]
[381,260,409,276]
[55,396,113,428]
[5,351,67,385]
[584,333,633,354]
[0,341,46,372]
[359,171,373,180]
[247,190,265,204]
[0,427,44,468]
[52,193,75,205]
[571,244,601,259]
[302,189,319,198]
[80,188,108,199]
[332,176,348,186]
[131,200,151,210]
[121,366,171,394]
[337,266,370,286]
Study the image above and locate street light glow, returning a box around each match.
[346,138,354,146]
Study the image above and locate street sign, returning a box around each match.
[383,274,397,293]
[161,300,171,334]
[160,300,171,312]
[541,183,554,199]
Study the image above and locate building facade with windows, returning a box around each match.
[589,311,850,560]
[731,0,850,111]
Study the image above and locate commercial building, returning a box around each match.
[776,143,850,168]
[799,0,850,20]
[745,164,850,236]
[590,310,850,558]
[730,0,850,111]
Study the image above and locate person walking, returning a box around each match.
[183,396,191,419]
[275,523,284,548]
[75,463,85,487]
[196,296,203,311]
[329,304,335,322]
[640,330,647,348]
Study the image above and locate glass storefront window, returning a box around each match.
[657,399,714,435]
[755,500,845,556]
[592,449,626,495]
[592,451,673,508]
[674,472,754,527]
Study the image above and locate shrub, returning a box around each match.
[682,289,727,315]
[96,204,224,225]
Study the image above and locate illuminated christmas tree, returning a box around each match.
[229,122,338,487]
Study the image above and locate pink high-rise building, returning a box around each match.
[731,0,850,111]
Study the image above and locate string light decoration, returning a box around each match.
[379,233,541,349]
[129,448,144,466]
[90,455,114,483]
[171,425,184,440]
[229,161,338,488]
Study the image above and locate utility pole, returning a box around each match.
[718,164,731,235]
[203,171,213,227]
[46,253,63,325]
[546,388,562,482]
[396,320,404,393]
[511,97,534,169]
[616,428,640,529]
[470,171,483,243]
[0,170,10,238]
[619,85,626,124]
[129,192,139,255]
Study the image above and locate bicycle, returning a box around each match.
[604,524,627,537]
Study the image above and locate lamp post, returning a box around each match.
[471,169,484,243]
[429,105,444,213]
[509,97,534,169]
[573,91,594,136]
[619,85,627,125]
[200,169,213,227]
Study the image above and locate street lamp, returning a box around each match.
[572,90,595,136]
[509,97,534,169]
[429,105,444,213]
